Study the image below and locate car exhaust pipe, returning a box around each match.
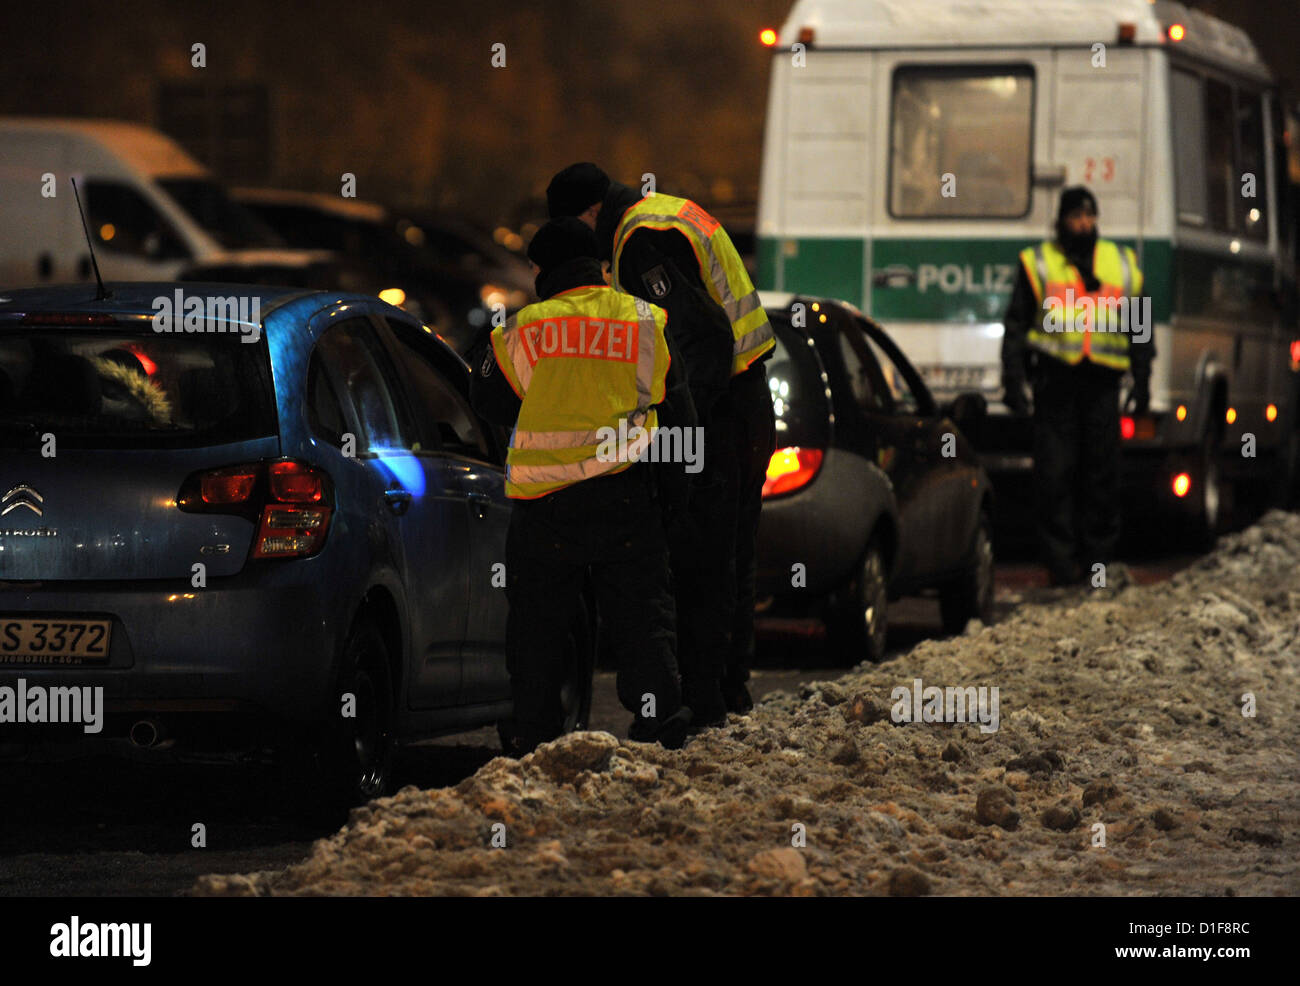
[129,719,164,749]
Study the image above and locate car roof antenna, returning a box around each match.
[70,176,111,300]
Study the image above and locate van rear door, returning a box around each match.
[0,132,77,287]
[1049,45,1147,251]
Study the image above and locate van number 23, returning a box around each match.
[1083,157,1116,183]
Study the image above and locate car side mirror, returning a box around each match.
[944,391,987,429]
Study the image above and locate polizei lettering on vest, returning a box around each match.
[521,317,638,365]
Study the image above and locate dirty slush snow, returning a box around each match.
[195,513,1300,896]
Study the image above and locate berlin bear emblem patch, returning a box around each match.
[642,264,671,300]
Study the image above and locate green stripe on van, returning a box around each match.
[756,236,1285,327]
[757,236,864,308]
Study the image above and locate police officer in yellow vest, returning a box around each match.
[473,218,693,754]
[1001,186,1153,585]
[547,164,777,726]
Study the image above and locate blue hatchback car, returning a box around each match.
[0,283,592,803]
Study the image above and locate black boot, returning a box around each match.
[683,677,728,729]
[627,706,693,749]
[721,679,753,715]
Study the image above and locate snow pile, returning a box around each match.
[194,512,1300,896]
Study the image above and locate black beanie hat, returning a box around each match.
[546,163,611,219]
[526,216,600,273]
[1057,186,1098,223]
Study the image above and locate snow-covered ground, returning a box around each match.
[194,513,1300,896]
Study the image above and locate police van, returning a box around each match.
[756,0,1298,538]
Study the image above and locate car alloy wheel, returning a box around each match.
[860,546,889,661]
[940,513,994,635]
[332,620,395,804]
[826,540,889,664]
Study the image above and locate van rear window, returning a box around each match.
[0,330,276,449]
[890,66,1034,218]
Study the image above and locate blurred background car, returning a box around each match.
[177,249,381,291]
[400,210,535,306]
[757,293,995,661]
[233,188,529,351]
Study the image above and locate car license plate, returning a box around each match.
[0,617,112,665]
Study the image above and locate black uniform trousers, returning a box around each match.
[504,463,680,749]
[1031,355,1123,581]
[723,361,776,689]
[667,361,776,711]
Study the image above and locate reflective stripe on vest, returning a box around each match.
[1021,239,1142,372]
[489,285,670,499]
[611,194,775,375]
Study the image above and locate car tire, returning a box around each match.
[825,539,889,664]
[317,619,397,809]
[939,512,994,635]
[1187,427,1225,549]
[496,598,594,755]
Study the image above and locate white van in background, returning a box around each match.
[757,0,1298,538]
[0,118,327,287]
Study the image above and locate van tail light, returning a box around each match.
[1120,415,1156,440]
[178,459,334,559]
[763,447,824,498]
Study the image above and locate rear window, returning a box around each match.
[0,329,276,449]
[765,314,831,448]
[890,65,1034,218]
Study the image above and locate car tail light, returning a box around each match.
[199,465,259,506]
[1172,472,1191,498]
[178,459,334,559]
[268,460,324,502]
[1120,416,1156,441]
[763,447,823,498]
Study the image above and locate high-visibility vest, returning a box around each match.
[611,193,775,376]
[1021,238,1143,371]
[490,285,670,499]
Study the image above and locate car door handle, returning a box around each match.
[467,491,491,521]
[384,489,413,515]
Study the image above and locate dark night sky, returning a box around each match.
[0,0,1295,225]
